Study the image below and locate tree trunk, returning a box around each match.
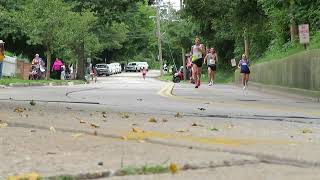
[76,41,85,80]
[290,17,297,42]
[182,48,186,80]
[46,49,51,80]
[244,29,249,57]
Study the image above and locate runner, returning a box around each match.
[191,37,205,88]
[204,48,218,86]
[238,54,250,91]
[142,67,147,80]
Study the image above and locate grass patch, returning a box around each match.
[118,164,169,176]
[40,175,74,180]
[0,77,85,86]
[158,74,172,82]
[255,31,320,64]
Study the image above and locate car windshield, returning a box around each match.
[129,63,136,66]
[96,65,107,68]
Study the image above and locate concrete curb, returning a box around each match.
[7,81,86,87]
[248,82,320,102]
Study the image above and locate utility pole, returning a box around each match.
[180,0,186,80]
[156,0,164,76]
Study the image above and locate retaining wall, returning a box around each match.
[235,49,320,91]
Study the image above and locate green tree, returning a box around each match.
[10,0,71,79]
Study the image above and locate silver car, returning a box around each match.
[95,64,110,76]
[125,62,139,72]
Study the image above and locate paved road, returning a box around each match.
[0,71,319,122]
[1,71,320,179]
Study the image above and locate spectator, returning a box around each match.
[0,40,5,79]
[51,58,63,79]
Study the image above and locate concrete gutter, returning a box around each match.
[248,82,320,102]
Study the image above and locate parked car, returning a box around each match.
[110,63,122,73]
[137,62,149,71]
[95,64,110,76]
[125,62,139,72]
[107,64,116,75]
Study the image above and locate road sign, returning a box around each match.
[231,59,237,67]
[299,24,310,44]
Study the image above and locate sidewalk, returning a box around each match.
[1,101,320,179]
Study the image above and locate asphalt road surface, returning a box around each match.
[0,70,319,123]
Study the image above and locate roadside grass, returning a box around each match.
[117,164,169,176]
[0,77,85,86]
[41,176,74,180]
[254,31,320,64]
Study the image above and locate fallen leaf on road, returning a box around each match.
[66,107,72,110]
[102,114,107,118]
[162,119,168,123]
[122,113,130,119]
[132,123,139,126]
[94,130,98,136]
[176,129,189,133]
[226,123,235,129]
[46,152,57,155]
[91,123,100,128]
[30,129,36,133]
[49,126,56,133]
[197,107,206,111]
[174,112,183,118]
[80,120,87,124]
[209,127,219,131]
[29,100,36,106]
[149,117,157,123]
[302,129,313,134]
[132,127,144,133]
[169,163,178,174]
[14,107,26,113]
[71,133,84,138]
[191,123,204,127]
[0,123,8,128]
[121,136,128,141]
[102,111,107,115]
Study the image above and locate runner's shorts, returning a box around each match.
[240,65,250,74]
[208,64,216,71]
[192,58,203,68]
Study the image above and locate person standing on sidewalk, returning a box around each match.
[0,40,5,79]
[238,54,250,90]
[204,48,218,86]
[191,37,205,88]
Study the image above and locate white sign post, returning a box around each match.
[299,24,310,49]
[231,59,237,67]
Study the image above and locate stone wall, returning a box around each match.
[235,49,320,91]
